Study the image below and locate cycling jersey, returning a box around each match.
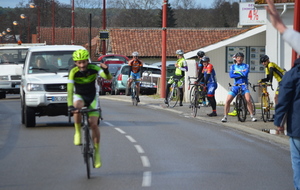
[203,63,217,83]
[175,57,188,76]
[128,59,143,73]
[262,62,285,83]
[67,64,112,107]
[229,63,249,85]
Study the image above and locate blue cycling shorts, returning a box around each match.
[228,85,250,97]
[207,83,218,96]
[129,72,141,81]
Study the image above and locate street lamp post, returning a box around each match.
[29,3,41,43]
[52,0,55,45]
[20,14,30,43]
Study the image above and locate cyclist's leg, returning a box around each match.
[178,76,185,106]
[135,72,141,101]
[88,96,101,168]
[244,92,257,121]
[207,83,217,116]
[126,73,133,96]
[73,94,84,145]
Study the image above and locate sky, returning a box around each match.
[1,0,215,9]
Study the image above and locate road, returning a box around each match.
[0,95,294,190]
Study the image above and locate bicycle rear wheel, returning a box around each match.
[261,93,270,122]
[236,95,247,122]
[84,127,91,179]
[131,86,138,106]
[168,87,180,108]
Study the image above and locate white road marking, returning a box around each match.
[126,135,137,143]
[142,171,152,187]
[134,144,145,154]
[140,156,150,167]
[115,128,126,134]
[104,121,114,127]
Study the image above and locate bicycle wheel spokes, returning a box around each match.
[236,96,247,122]
[189,85,196,105]
[169,87,179,108]
[261,94,270,122]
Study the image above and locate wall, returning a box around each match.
[184,31,267,105]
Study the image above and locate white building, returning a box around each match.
[184,2,295,105]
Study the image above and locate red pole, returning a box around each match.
[71,0,75,45]
[160,0,167,98]
[102,0,106,55]
[52,0,55,45]
[292,0,300,65]
[38,6,40,43]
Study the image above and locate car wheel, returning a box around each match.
[25,106,36,127]
[111,88,115,95]
[115,89,120,95]
[0,91,6,99]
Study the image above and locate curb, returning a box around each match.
[101,95,289,147]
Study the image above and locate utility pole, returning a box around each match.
[102,0,106,55]
[160,0,168,98]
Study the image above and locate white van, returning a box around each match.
[0,43,45,99]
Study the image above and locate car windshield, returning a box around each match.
[28,51,74,74]
[0,49,28,64]
[143,67,161,74]
[108,64,122,75]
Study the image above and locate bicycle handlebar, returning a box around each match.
[252,83,274,92]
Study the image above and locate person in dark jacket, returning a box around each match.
[274,58,300,190]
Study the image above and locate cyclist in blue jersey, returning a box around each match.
[221,52,257,122]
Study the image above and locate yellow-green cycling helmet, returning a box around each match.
[72,49,89,61]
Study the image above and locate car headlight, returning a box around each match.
[27,83,45,91]
[0,75,9,81]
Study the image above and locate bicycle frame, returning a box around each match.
[167,78,181,108]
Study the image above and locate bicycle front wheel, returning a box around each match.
[236,95,247,122]
[168,87,180,108]
[261,93,270,122]
[192,91,199,117]
[189,85,196,106]
[84,127,91,179]
[131,86,137,106]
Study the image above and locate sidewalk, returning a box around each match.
[101,95,289,147]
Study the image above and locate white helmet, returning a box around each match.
[132,51,139,57]
[176,49,184,55]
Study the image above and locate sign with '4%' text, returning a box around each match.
[239,2,267,25]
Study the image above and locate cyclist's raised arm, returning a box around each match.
[99,62,112,80]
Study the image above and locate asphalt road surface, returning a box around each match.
[0,95,294,190]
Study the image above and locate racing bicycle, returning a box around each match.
[69,107,102,179]
[252,82,274,122]
[166,77,181,108]
[188,76,207,117]
[229,83,248,122]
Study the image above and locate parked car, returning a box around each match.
[151,61,176,81]
[97,62,124,95]
[97,54,129,63]
[140,65,161,95]
[111,64,161,95]
[111,64,130,95]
